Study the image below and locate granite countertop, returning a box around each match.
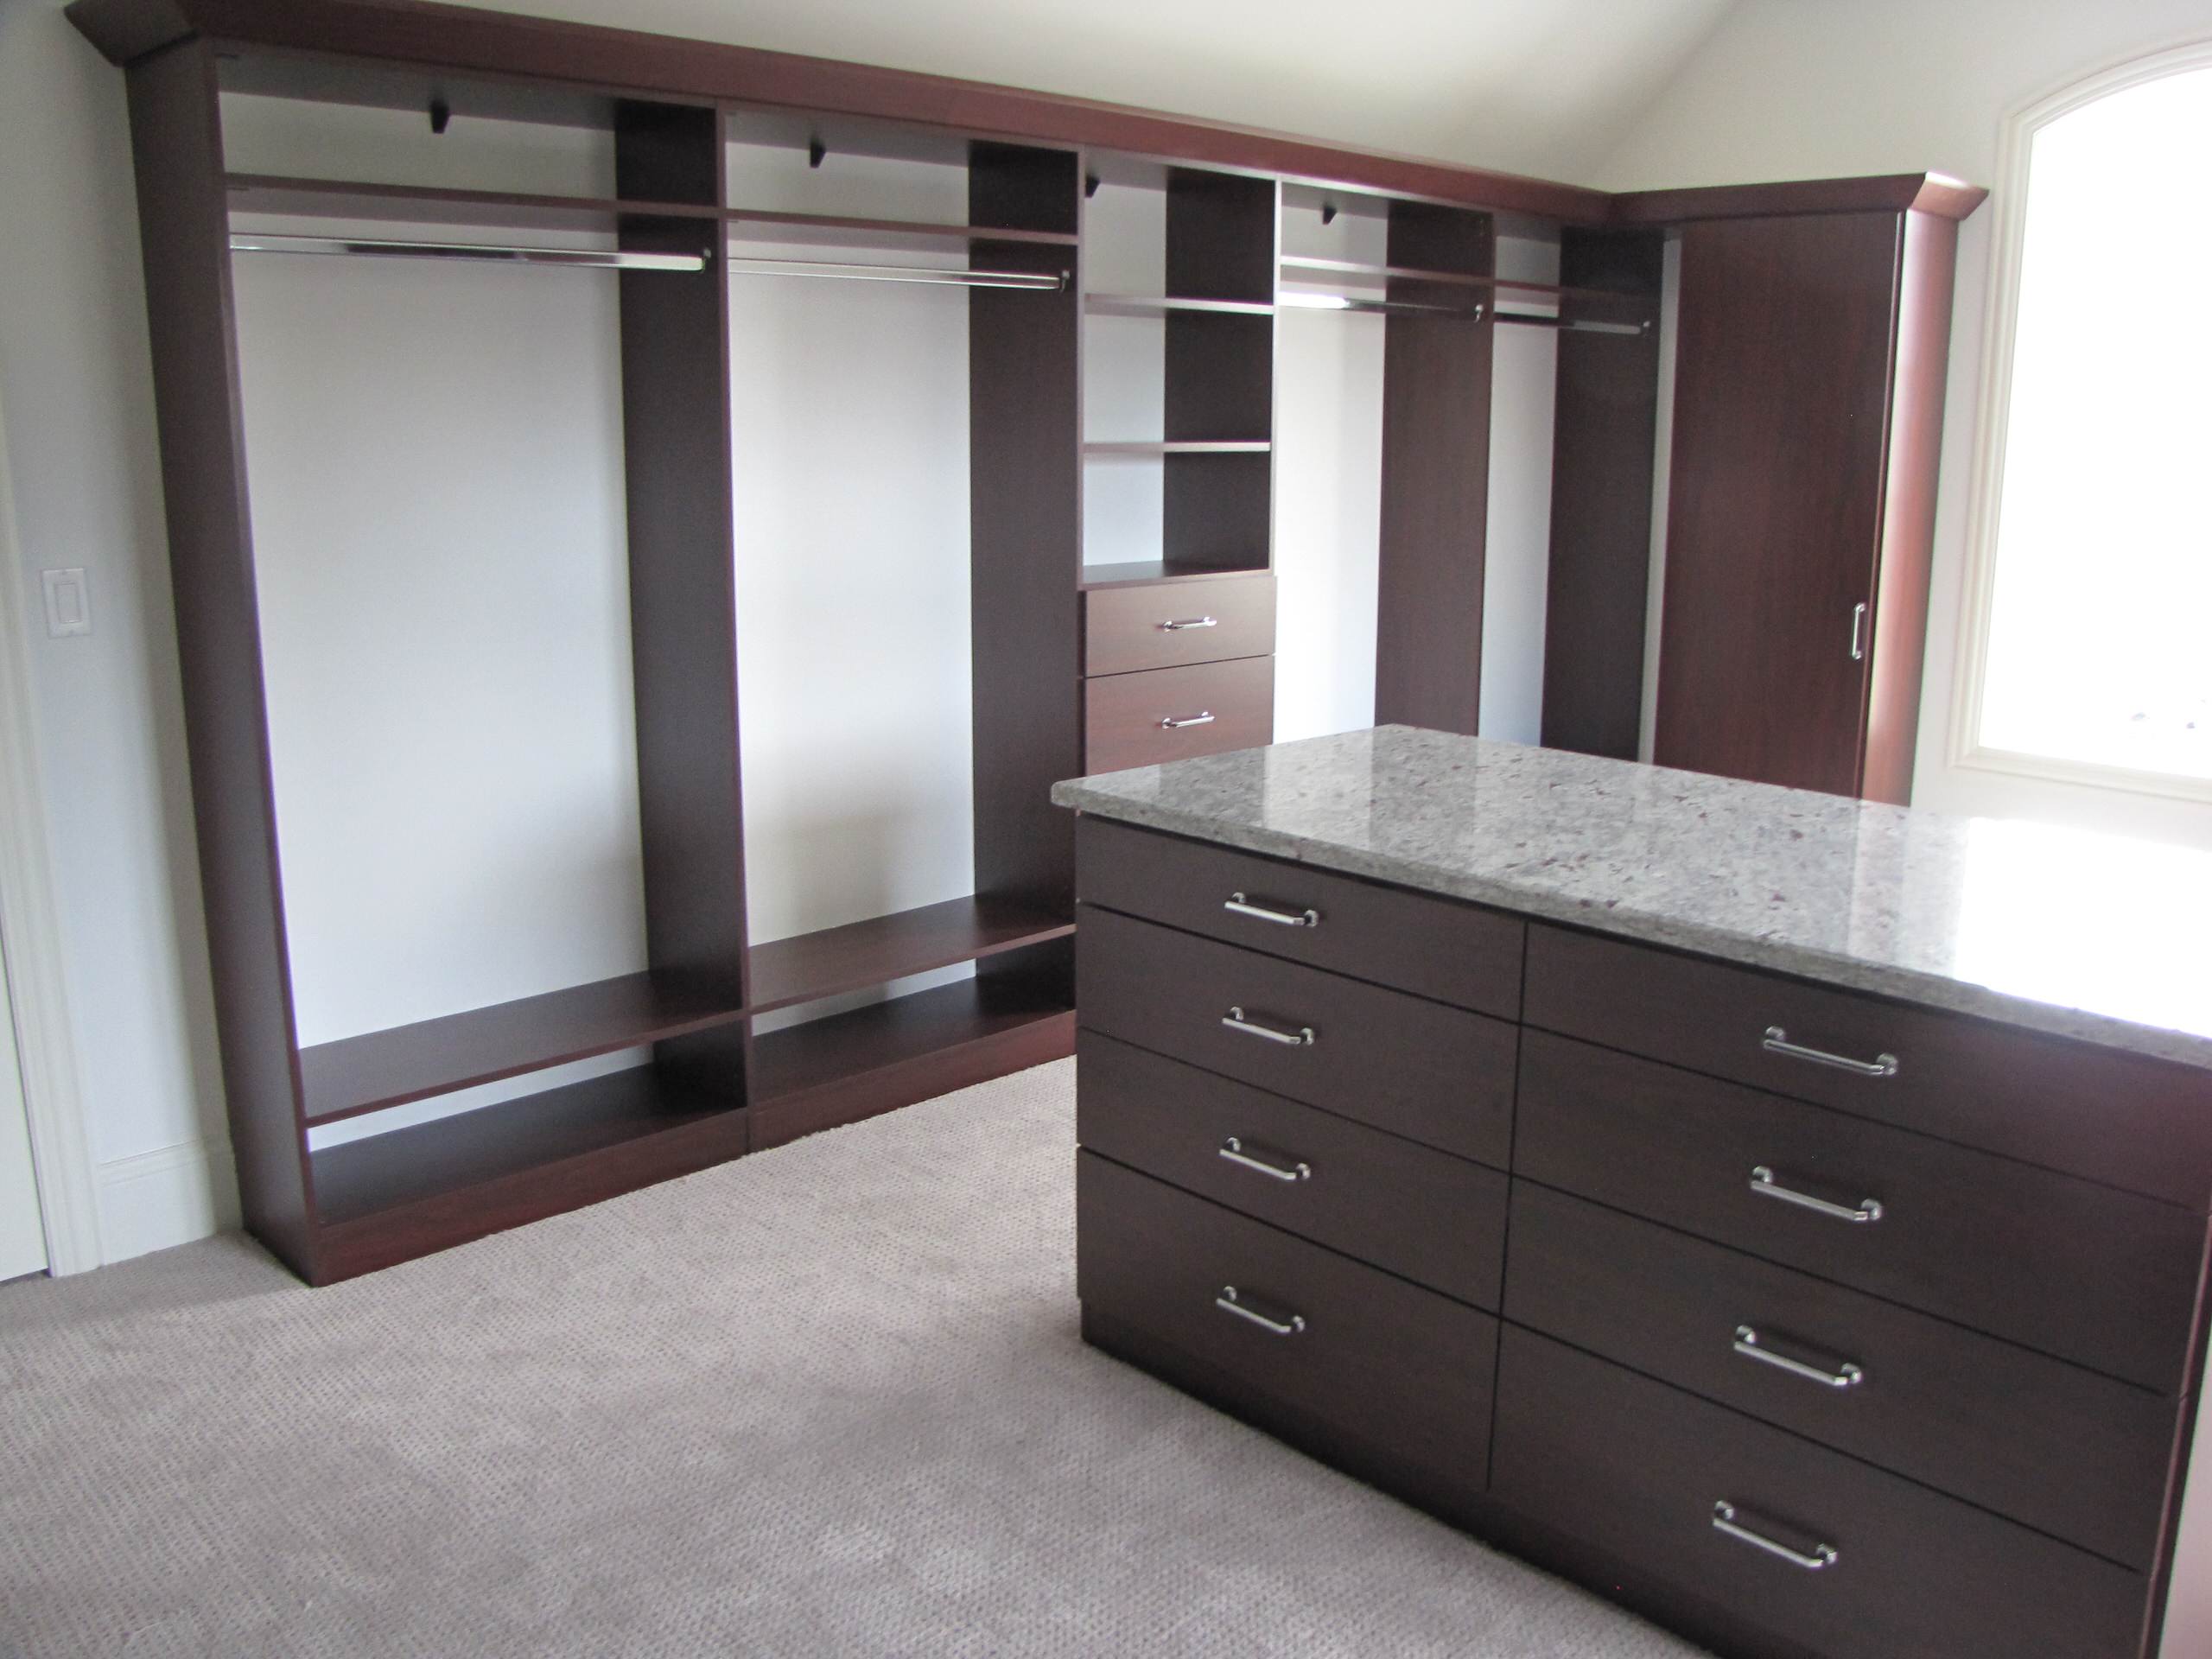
[1051,725,2212,1074]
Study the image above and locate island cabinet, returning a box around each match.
[1068,812,2212,1659]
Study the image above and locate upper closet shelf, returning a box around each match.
[1084,295,1274,318]
[226,175,723,232]
[1083,441,1271,456]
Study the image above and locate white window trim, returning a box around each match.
[1948,37,2212,806]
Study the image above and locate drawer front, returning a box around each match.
[1514,1031,2206,1391]
[1079,905,1516,1166]
[1084,574,1275,677]
[1077,1030,1509,1308]
[1524,923,2212,1209]
[1503,1183,2179,1568]
[1491,1328,2146,1659]
[1084,657,1274,774]
[1076,815,1522,1019]
[1077,1151,1496,1497]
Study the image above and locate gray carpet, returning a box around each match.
[0,1058,1703,1657]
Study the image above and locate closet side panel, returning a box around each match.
[122,41,317,1276]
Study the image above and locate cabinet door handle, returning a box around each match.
[1218,1135,1311,1182]
[1160,615,1218,631]
[1711,1501,1838,1571]
[1733,1325,1866,1389]
[1222,1006,1314,1046]
[1850,601,1868,662]
[1160,710,1216,729]
[1750,1166,1884,1224]
[1224,892,1320,928]
[1763,1026,1898,1078]
[1216,1285,1306,1335]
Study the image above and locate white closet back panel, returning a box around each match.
[219,92,615,196]
[233,250,646,1055]
[1481,233,1562,746]
[727,144,976,969]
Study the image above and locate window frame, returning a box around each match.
[1949,38,2212,805]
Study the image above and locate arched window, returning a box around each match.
[1955,46,2212,798]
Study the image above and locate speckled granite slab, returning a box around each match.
[1051,725,2212,1073]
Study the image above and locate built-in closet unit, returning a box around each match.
[70,0,1980,1282]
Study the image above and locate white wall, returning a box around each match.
[1598,0,2212,853]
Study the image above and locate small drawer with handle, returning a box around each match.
[1522,922,2212,1210]
[1077,1150,1496,1502]
[1076,815,1522,1018]
[1077,1030,1509,1307]
[1078,904,1516,1167]
[1083,657,1273,774]
[1084,573,1274,677]
[1513,1030,2206,1391]
[1491,1327,2145,1659]
[1503,1182,2182,1568]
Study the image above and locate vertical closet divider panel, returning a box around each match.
[122,39,321,1282]
[1539,228,1665,760]
[613,100,753,1112]
[1375,201,1496,734]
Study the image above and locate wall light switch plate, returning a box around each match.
[41,568,91,638]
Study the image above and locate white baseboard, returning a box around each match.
[95,1136,240,1264]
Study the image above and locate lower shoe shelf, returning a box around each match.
[307,1065,747,1283]
[749,971,1075,1149]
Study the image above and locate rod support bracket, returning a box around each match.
[808,136,827,169]
[429,95,451,136]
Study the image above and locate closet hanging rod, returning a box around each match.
[228,233,709,271]
[1276,293,1486,320]
[723,255,1067,291]
[1496,313,1652,337]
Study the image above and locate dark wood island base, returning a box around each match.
[1066,810,2212,1659]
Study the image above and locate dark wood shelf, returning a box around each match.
[1078,559,1269,590]
[309,1066,747,1279]
[728,208,1078,251]
[1280,255,1652,311]
[1084,441,1271,457]
[226,174,725,232]
[747,895,1074,1016]
[750,972,1075,1148]
[1085,294,1274,318]
[298,971,748,1126]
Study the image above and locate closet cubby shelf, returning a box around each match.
[1078,560,1270,590]
[747,895,1075,1016]
[1084,295,1274,318]
[308,1068,747,1272]
[296,971,750,1127]
[1083,441,1271,456]
[750,972,1077,1148]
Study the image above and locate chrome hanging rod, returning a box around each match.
[1277,292,1485,320]
[723,256,1067,291]
[1496,312,1652,337]
[228,233,709,271]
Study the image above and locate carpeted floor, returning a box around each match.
[0,1058,1704,1657]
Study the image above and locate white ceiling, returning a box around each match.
[459,0,1744,184]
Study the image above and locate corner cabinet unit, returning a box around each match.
[1634,177,1983,803]
[1070,813,2212,1659]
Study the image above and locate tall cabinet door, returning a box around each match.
[1654,213,1902,797]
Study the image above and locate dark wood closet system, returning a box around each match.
[70,0,1981,1284]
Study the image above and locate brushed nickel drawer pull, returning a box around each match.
[1219,1135,1311,1182]
[1160,615,1218,631]
[1224,892,1321,928]
[1223,1007,1315,1046]
[1750,1166,1885,1224]
[1712,1501,1838,1571]
[1763,1026,1899,1078]
[1734,1325,1866,1389]
[1216,1285,1306,1336]
[1160,710,1217,729]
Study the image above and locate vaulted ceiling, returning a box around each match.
[457,0,1744,184]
